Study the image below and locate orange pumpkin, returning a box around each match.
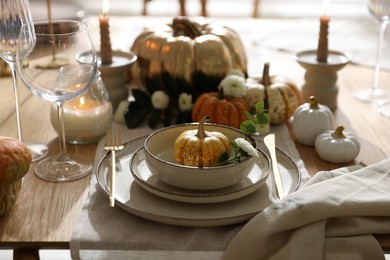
[192,90,248,129]
[174,116,231,167]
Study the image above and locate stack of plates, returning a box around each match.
[96,136,301,227]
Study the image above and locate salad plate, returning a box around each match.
[130,146,270,203]
[96,135,301,227]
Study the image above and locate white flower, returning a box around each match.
[219,74,246,97]
[178,93,192,112]
[151,90,169,110]
[114,100,129,124]
[234,138,258,157]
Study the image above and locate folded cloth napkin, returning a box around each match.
[222,158,390,260]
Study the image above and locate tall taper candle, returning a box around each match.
[316,14,329,62]
[99,0,113,64]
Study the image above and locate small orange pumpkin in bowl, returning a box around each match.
[174,116,231,167]
[143,118,256,190]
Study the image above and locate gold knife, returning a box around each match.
[264,134,284,200]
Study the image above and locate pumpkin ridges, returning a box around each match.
[209,27,248,74]
[266,84,288,124]
[199,96,218,123]
[229,97,248,125]
[215,99,230,126]
[244,63,301,125]
[130,17,247,98]
[192,92,248,129]
[227,102,240,129]
[174,117,231,167]
[200,137,229,166]
[191,93,212,121]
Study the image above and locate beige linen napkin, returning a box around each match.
[222,158,390,260]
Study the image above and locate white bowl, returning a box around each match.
[143,123,255,190]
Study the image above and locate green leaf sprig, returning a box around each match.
[240,101,270,136]
[216,101,269,166]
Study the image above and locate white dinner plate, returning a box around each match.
[96,135,301,227]
[130,146,270,204]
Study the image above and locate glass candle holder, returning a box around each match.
[50,70,113,144]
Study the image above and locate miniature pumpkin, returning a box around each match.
[174,116,231,167]
[292,96,334,146]
[314,125,360,163]
[0,137,32,185]
[0,136,32,217]
[192,90,248,129]
[130,16,247,99]
[244,63,302,125]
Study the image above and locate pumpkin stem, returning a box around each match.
[196,116,210,139]
[172,17,202,39]
[332,124,346,139]
[261,62,271,86]
[309,96,319,109]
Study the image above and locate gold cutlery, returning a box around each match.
[104,126,124,207]
[264,134,284,200]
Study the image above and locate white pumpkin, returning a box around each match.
[292,96,334,146]
[315,125,360,163]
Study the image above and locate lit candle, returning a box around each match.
[99,0,113,65]
[50,95,113,144]
[50,70,114,143]
[316,0,330,62]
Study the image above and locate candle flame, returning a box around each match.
[102,0,109,16]
[80,96,85,107]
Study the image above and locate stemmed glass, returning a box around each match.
[353,0,390,103]
[17,20,97,181]
[0,0,48,161]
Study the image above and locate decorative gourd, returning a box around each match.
[130,16,247,98]
[314,125,360,163]
[192,90,248,129]
[292,96,334,146]
[245,63,302,125]
[174,116,231,167]
[0,180,21,217]
[0,136,32,217]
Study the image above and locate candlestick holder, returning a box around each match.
[294,50,351,109]
[98,50,137,112]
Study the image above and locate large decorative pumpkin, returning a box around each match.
[192,90,248,129]
[244,63,302,125]
[130,16,247,99]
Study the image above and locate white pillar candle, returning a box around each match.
[51,96,113,144]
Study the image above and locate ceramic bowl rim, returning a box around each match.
[144,122,254,171]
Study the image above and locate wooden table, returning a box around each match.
[0,16,389,258]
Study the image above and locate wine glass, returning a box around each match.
[353,0,390,102]
[0,0,48,161]
[17,20,97,182]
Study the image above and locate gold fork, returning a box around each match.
[104,126,124,207]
